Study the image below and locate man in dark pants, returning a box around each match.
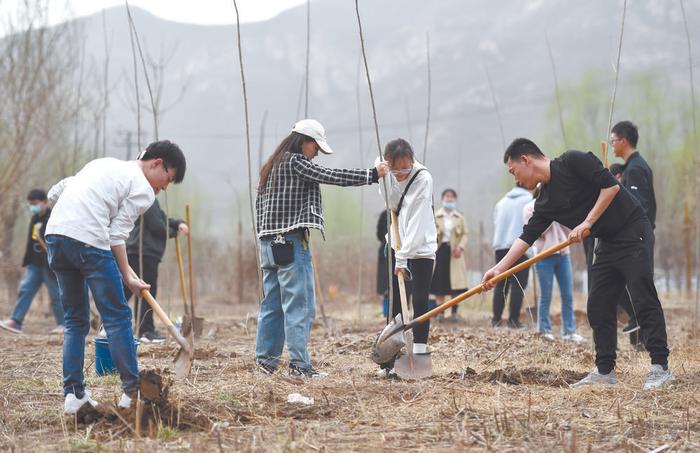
[482,138,672,390]
[611,120,657,347]
[123,198,188,343]
[491,184,532,328]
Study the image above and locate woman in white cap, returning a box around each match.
[255,119,388,378]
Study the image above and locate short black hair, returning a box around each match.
[611,121,638,148]
[27,189,47,201]
[441,188,457,198]
[609,163,625,176]
[384,138,414,164]
[503,138,545,164]
[140,140,186,183]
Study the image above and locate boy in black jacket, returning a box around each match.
[0,189,64,334]
[482,138,672,390]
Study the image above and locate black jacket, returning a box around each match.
[126,199,183,261]
[621,152,656,229]
[22,208,51,268]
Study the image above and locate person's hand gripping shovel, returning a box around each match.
[371,230,590,372]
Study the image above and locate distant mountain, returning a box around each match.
[74,0,700,234]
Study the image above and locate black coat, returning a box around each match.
[22,209,51,268]
[126,198,183,261]
[376,210,388,295]
[621,152,656,229]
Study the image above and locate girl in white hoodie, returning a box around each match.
[379,138,437,357]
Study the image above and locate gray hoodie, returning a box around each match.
[492,186,533,251]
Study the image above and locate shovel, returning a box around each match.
[140,289,194,379]
[372,231,589,365]
[385,211,433,379]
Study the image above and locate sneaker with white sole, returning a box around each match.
[64,390,98,414]
[289,363,328,379]
[571,368,617,388]
[118,393,135,409]
[562,333,585,343]
[50,325,65,335]
[139,330,166,344]
[0,319,22,334]
[643,364,673,390]
[540,332,555,341]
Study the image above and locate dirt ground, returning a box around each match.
[1,292,699,452]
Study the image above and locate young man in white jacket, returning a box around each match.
[378,138,437,371]
[45,140,186,414]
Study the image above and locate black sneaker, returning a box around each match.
[289,363,328,379]
[622,321,639,334]
[256,361,277,375]
[140,330,166,344]
[508,320,525,330]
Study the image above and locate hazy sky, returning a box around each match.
[1,0,308,25]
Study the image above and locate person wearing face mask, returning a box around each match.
[430,189,469,321]
[255,119,388,379]
[0,189,64,335]
[377,138,437,373]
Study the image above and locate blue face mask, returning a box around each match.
[442,201,456,210]
[29,204,42,214]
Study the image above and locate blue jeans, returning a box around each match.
[46,235,139,397]
[255,232,315,369]
[535,253,576,335]
[11,264,64,326]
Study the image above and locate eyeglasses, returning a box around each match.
[390,167,413,176]
[609,137,623,145]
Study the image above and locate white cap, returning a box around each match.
[292,119,334,155]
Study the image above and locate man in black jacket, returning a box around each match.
[123,198,188,342]
[482,138,672,390]
[0,189,64,334]
[611,121,656,345]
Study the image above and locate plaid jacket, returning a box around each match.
[256,152,377,238]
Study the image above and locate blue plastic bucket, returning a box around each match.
[94,337,140,375]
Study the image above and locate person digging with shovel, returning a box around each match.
[45,140,186,415]
[481,138,672,390]
[375,138,437,378]
[254,119,388,379]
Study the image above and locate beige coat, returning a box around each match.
[434,208,469,290]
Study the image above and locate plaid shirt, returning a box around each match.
[256,152,377,238]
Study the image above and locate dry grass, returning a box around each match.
[0,292,699,452]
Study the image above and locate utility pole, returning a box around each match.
[115,129,148,160]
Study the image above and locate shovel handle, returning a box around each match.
[390,211,412,325]
[140,289,192,354]
[406,230,589,329]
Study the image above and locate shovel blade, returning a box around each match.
[371,314,406,365]
[173,346,193,379]
[395,351,433,380]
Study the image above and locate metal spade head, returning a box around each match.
[370,313,406,365]
[173,334,194,379]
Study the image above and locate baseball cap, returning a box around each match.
[292,119,334,155]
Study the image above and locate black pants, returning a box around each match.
[123,254,159,337]
[492,249,530,324]
[588,220,668,373]
[390,258,434,344]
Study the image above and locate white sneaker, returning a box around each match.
[571,368,617,388]
[562,333,585,343]
[540,332,555,341]
[376,368,396,379]
[643,364,674,390]
[50,325,65,335]
[118,393,134,409]
[64,390,98,414]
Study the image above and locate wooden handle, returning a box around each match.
[406,230,589,328]
[390,211,411,325]
[600,141,608,169]
[185,205,195,311]
[174,237,189,311]
[140,289,192,353]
